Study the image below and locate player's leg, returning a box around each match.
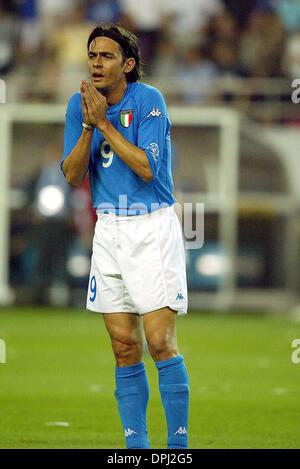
[87,214,150,447]
[102,313,150,448]
[142,307,178,361]
[143,307,189,449]
[102,312,144,367]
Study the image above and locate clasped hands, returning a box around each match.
[80,80,108,129]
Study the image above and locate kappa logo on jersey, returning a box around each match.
[147,143,159,162]
[147,108,163,118]
[174,426,188,435]
[124,428,137,437]
[176,292,185,301]
[120,109,133,128]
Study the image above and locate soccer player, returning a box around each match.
[61,23,189,449]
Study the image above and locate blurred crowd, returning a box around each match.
[1,0,300,102]
[4,0,300,305]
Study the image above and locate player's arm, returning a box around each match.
[83,81,153,183]
[62,128,93,187]
[62,86,94,187]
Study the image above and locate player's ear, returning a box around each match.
[123,58,135,74]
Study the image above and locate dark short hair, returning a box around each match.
[87,23,142,82]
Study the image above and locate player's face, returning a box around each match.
[88,37,134,93]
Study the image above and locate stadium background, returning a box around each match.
[1,0,300,448]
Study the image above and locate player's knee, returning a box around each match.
[147,335,178,362]
[112,336,143,367]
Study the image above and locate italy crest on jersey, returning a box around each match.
[120,109,133,128]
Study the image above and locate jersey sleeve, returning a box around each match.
[61,93,82,176]
[137,87,170,180]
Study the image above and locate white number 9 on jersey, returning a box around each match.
[100,140,114,168]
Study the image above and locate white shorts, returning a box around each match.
[86,206,188,315]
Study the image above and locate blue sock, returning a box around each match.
[156,355,189,449]
[115,362,150,449]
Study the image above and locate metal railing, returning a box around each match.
[4,71,298,123]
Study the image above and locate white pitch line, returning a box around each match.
[272,387,288,396]
[89,384,104,393]
[45,422,70,427]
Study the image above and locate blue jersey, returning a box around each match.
[62,82,175,215]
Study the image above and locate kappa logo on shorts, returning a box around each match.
[176,292,185,301]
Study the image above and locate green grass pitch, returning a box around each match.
[0,307,300,448]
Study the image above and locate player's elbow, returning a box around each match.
[66,173,82,187]
[142,168,153,183]
[64,169,82,187]
[63,162,83,187]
